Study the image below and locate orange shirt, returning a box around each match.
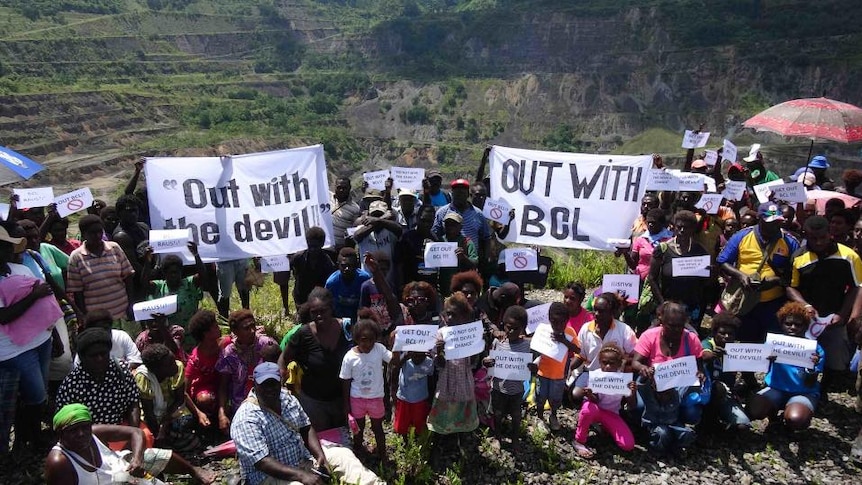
[537,326,578,380]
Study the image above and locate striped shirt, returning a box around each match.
[331,197,361,248]
[431,203,491,247]
[67,241,134,320]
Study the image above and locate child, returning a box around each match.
[394,351,434,440]
[535,302,579,430]
[746,302,824,431]
[700,313,751,430]
[573,344,636,458]
[135,343,197,452]
[483,305,536,442]
[339,318,392,460]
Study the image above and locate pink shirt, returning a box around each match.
[566,309,594,335]
[633,326,703,365]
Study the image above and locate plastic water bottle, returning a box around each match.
[112,471,157,484]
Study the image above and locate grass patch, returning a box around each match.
[546,249,625,290]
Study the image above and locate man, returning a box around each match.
[396,205,439,290]
[331,177,362,251]
[231,362,385,485]
[438,212,477,297]
[631,194,660,238]
[393,188,421,231]
[67,215,135,327]
[432,178,491,268]
[743,144,780,187]
[354,200,402,288]
[787,216,862,390]
[112,194,150,274]
[325,247,371,322]
[422,169,451,208]
[287,227,336,309]
[215,257,251,318]
[46,403,213,484]
[807,155,833,188]
[56,328,141,427]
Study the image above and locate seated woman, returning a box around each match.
[184,310,222,428]
[134,343,197,452]
[45,403,214,484]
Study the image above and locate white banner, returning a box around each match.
[14,187,54,209]
[602,274,640,304]
[695,194,724,214]
[54,188,94,218]
[722,139,738,162]
[766,333,818,369]
[363,169,390,191]
[260,255,290,273]
[440,321,485,360]
[526,302,552,335]
[653,355,700,392]
[392,324,439,352]
[390,167,425,191]
[682,131,710,149]
[505,247,538,272]
[723,343,773,373]
[490,146,651,250]
[489,350,532,381]
[145,146,333,261]
[483,198,512,225]
[423,242,458,268]
[671,255,711,277]
[529,323,568,362]
[149,229,192,254]
[587,370,632,396]
[722,181,747,201]
[133,295,178,322]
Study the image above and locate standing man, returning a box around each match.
[331,177,362,252]
[393,188,421,232]
[353,201,401,289]
[432,178,491,270]
[112,194,150,274]
[422,169,451,209]
[325,248,371,322]
[787,216,862,391]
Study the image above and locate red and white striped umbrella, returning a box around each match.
[743,97,862,143]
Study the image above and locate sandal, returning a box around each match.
[574,442,595,459]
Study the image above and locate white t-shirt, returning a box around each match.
[577,320,637,371]
[72,329,142,367]
[338,343,392,399]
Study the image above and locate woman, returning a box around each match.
[563,282,593,335]
[0,225,63,452]
[450,271,483,321]
[280,287,352,431]
[649,210,711,328]
[621,209,673,281]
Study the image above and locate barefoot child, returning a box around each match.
[340,319,392,460]
[394,351,434,441]
[483,305,536,442]
[536,302,579,430]
[701,313,751,430]
[573,344,636,458]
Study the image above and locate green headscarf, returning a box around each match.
[53,403,92,431]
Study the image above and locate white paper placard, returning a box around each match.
[0,203,9,221]
[483,198,512,224]
[766,333,818,369]
[149,229,192,254]
[646,169,680,191]
[722,139,738,163]
[722,181,747,201]
[587,370,632,396]
[489,349,532,381]
[133,295,178,322]
[704,150,718,167]
[13,187,54,209]
[671,255,711,277]
[346,227,358,237]
[390,167,425,191]
[806,314,835,340]
[673,171,706,192]
[260,255,290,273]
[423,242,458,268]
[440,321,485,360]
[695,193,724,214]
[723,343,773,373]
[602,274,640,304]
[526,302,552,335]
[505,247,538,272]
[768,182,807,204]
[682,130,710,149]
[363,169,390,191]
[753,179,784,204]
[530,323,568,362]
[653,355,700,392]
[392,324,439,352]
[54,187,94,218]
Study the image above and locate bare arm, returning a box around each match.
[125,159,145,195]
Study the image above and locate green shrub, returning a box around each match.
[546,249,625,290]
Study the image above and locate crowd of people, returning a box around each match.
[0,147,861,484]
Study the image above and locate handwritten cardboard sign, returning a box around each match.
[0,203,9,221]
[646,169,680,191]
[722,181,747,201]
[13,187,54,209]
[440,321,485,360]
[807,314,835,340]
[695,193,724,214]
[671,255,711,277]
[587,370,632,396]
[682,130,710,149]
[132,295,178,322]
[149,229,192,254]
[423,242,458,268]
[526,302,552,335]
[530,323,568,362]
[54,187,94,218]
[602,274,640,304]
[753,179,784,204]
[260,255,290,273]
[653,355,699,392]
[392,324,439,352]
[768,182,807,204]
[766,333,817,369]
[722,139,738,163]
[363,169,390,191]
[674,171,706,192]
[483,198,512,225]
[723,343,773,373]
[505,248,538,272]
[704,150,718,167]
[489,349,532,381]
[390,167,425,191]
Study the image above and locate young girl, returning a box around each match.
[394,351,434,441]
[746,302,824,431]
[339,318,392,460]
[701,313,751,430]
[573,344,636,458]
